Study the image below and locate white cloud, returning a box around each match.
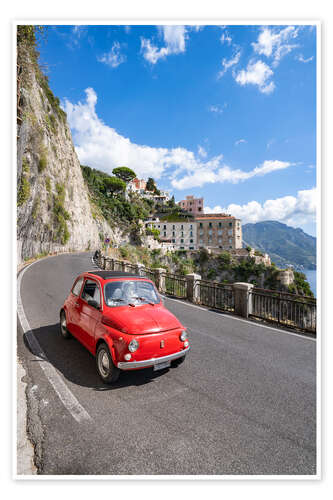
[205,188,317,228]
[218,50,241,78]
[235,139,247,146]
[267,138,275,149]
[198,145,207,158]
[220,32,232,45]
[297,54,314,63]
[208,103,226,113]
[171,160,295,190]
[234,59,275,94]
[252,26,299,67]
[63,88,296,192]
[141,26,187,64]
[98,41,126,68]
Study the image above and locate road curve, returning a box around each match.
[17,252,316,475]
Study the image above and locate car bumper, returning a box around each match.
[117,346,190,370]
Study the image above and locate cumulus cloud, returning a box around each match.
[218,50,241,78]
[141,26,188,64]
[205,188,317,228]
[171,160,295,190]
[220,31,232,45]
[97,41,126,68]
[63,88,295,191]
[234,59,275,94]
[252,26,300,67]
[235,139,247,146]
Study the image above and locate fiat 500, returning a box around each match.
[60,270,190,383]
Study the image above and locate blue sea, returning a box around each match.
[304,269,317,297]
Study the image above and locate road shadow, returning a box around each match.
[24,322,170,391]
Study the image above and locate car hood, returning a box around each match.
[103,304,183,335]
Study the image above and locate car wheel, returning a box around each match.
[60,310,71,339]
[171,355,185,367]
[96,343,120,384]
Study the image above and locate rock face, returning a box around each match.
[17,29,115,264]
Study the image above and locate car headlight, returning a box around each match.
[128,339,139,352]
[180,330,187,341]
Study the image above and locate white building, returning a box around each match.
[145,217,197,250]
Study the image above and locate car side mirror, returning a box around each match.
[88,299,100,310]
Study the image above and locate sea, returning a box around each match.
[304,269,317,297]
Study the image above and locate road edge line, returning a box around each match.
[17,261,92,425]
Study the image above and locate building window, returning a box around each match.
[208,229,212,235]
[199,239,203,244]
[218,222,222,228]
[181,239,184,243]
[163,225,166,230]
[190,239,193,243]
[190,224,192,229]
[198,200,201,204]
[172,239,175,243]
[198,207,202,211]
[229,222,232,227]
[164,232,166,237]
[181,225,184,230]
[172,231,175,237]
[190,231,193,236]
[181,232,184,237]
[180,246,184,250]
[199,222,203,228]
[172,225,175,230]
[228,229,233,236]
[209,222,212,228]
[218,229,222,235]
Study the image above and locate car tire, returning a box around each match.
[60,310,71,339]
[171,355,185,367]
[96,343,120,384]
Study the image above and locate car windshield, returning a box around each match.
[104,280,161,307]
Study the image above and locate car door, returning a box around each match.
[67,276,84,337]
[79,278,102,352]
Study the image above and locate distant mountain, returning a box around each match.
[242,221,316,270]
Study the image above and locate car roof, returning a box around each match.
[85,270,147,280]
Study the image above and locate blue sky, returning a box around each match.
[37,24,317,235]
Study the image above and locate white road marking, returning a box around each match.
[17,262,91,423]
[163,295,316,342]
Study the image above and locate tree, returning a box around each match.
[112,166,136,184]
[146,177,157,192]
[103,177,126,197]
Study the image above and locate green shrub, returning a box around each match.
[52,183,70,245]
[17,157,30,206]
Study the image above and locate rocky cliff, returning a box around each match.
[17,26,117,264]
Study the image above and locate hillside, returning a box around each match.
[242,221,316,270]
[16,26,116,263]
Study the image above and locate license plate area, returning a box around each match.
[153,360,171,371]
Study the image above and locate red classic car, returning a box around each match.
[60,270,190,383]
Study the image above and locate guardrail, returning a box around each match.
[164,273,187,298]
[196,280,234,312]
[93,251,316,334]
[250,288,316,333]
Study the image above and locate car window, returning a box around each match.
[72,277,83,296]
[104,280,160,307]
[81,279,101,307]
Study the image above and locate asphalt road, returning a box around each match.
[17,252,316,476]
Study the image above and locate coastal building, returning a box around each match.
[127,178,147,195]
[145,217,197,250]
[195,213,242,250]
[178,195,204,215]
